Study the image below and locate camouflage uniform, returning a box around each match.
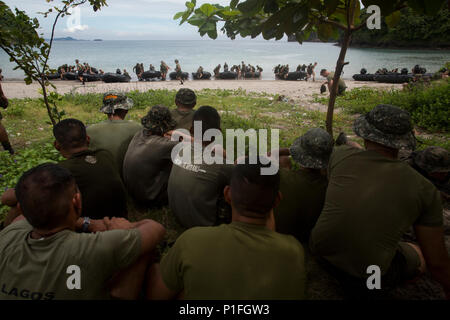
[100,92,134,114]
[353,104,416,150]
[141,105,176,136]
[175,88,197,107]
[290,128,334,169]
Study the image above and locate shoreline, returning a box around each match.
[1,80,402,112]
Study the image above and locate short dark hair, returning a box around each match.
[113,109,128,118]
[53,119,87,149]
[192,106,221,136]
[320,69,327,75]
[15,163,77,230]
[230,161,280,216]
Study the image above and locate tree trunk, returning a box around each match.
[40,81,56,126]
[325,30,352,137]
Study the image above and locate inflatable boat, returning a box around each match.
[243,72,261,79]
[62,72,78,80]
[218,71,238,80]
[102,73,131,83]
[142,71,162,80]
[192,72,212,80]
[352,74,376,81]
[83,73,103,82]
[169,72,189,80]
[276,71,307,81]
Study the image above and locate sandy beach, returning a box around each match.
[2,79,402,111]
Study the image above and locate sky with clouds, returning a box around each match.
[3,0,262,40]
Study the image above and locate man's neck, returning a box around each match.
[108,115,124,121]
[177,106,193,112]
[61,146,89,159]
[366,146,398,160]
[30,225,73,239]
[232,211,268,226]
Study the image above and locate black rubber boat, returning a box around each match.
[218,71,238,79]
[169,72,189,80]
[142,71,162,80]
[243,72,261,79]
[102,73,131,83]
[192,72,212,80]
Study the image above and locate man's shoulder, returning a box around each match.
[0,220,32,241]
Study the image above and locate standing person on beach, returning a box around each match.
[311,62,318,81]
[310,105,450,299]
[174,59,184,85]
[160,61,169,81]
[0,73,14,155]
[213,64,221,78]
[320,69,347,96]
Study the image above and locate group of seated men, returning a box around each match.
[0,88,448,300]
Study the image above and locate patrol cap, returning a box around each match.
[175,88,197,107]
[141,105,176,135]
[289,128,334,169]
[414,147,450,173]
[100,92,134,114]
[353,104,416,150]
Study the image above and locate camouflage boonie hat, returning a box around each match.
[141,105,176,135]
[414,147,450,173]
[100,92,134,114]
[289,128,333,169]
[175,88,197,106]
[353,104,416,150]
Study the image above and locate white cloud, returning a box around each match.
[64,24,89,33]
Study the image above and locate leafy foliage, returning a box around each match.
[350,8,450,47]
[318,79,450,132]
[0,0,107,125]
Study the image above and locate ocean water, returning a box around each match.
[1,40,449,81]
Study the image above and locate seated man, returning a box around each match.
[87,92,142,176]
[320,69,347,96]
[148,161,306,300]
[123,105,180,207]
[168,106,233,228]
[0,163,165,300]
[54,119,128,219]
[310,104,450,298]
[0,79,14,154]
[274,128,332,243]
[171,88,197,131]
[404,146,449,203]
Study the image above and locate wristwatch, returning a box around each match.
[81,217,91,233]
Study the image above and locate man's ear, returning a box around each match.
[54,140,61,151]
[224,185,232,205]
[273,191,282,209]
[86,135,91,146]
[72,192,82,218]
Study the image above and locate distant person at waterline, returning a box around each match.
[87,92,141,176]
[320,69,347,95]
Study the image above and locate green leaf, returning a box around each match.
[207,28,218,39]
[407,0,445,15]
[317,23,334,41]
[326,0,341,15]
[199,3,216,17]
[230,0,239,9]
[385,10,401,28]
[173,11,184,20]
[264,0,279,14]
[237,0,264,16]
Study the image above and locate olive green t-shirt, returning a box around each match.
[160,221,306,300]
[310,146,443,278]
[275,168,328,242]
[0,220,141,300]
[327,72,347,93]
[59,149,128,219]
[170,109,195,131]
[168,143,234,228]
[87,120,142,175]
[123,131,179,204]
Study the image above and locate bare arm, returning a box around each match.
[414,225,450,299]
[146,263,179,300]
[1,188,17,207]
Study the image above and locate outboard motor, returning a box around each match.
[360,68,367,75]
